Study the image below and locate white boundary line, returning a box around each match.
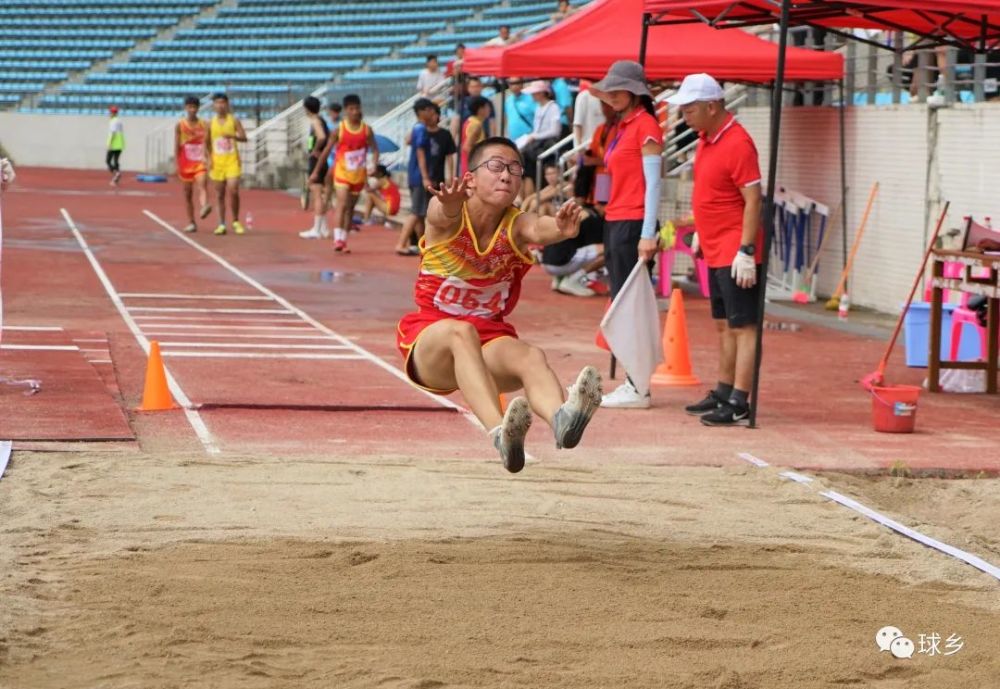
[132,315,300,323]
[157,342,351,350]
[120,293,273,301]
[739,451,1000,582]
[143,210,476,424]
[128,307,293,314]
[135,323,314,331]
[162,352,366,360]
[0,344,79,351]
[0,440,11,482]
[142,332,334,340]
[62,208,220,456]
[2,325,64,332]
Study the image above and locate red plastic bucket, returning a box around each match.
[870,384,921,433]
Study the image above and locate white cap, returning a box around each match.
[524,80,552,95]
[665,73,724,106]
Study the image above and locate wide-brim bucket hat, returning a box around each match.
[589,60,651,102]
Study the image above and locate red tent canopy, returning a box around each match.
[643,0,1000,49]
[462,0,843,82]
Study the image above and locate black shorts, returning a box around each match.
[708,265,763,328]
[307,156,328,183]
[410,184,429,217]
[541,213,604,266]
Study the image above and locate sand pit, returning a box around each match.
[2,448,998,688]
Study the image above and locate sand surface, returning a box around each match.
[2,447,998,688]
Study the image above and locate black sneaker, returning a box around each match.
[685,390,724,416]
[700,402,750,427]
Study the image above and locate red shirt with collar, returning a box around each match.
[604,106,663,222]
[692,114,762,268]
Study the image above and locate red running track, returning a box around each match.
[2,167,998,471]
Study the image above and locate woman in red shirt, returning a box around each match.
[589,60,664,409]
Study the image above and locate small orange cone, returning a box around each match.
[595,300,611,351]
[651,288,701,386]
[137,341,178,411]
[498,393,507,413]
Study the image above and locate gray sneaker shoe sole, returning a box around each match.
[554,366,603,449]
[494,396,532,473]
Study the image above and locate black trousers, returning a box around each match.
[106,149,122,173]
[604,218,654,299]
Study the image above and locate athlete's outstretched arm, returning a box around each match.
[425,177,468,242]
[514,199,583,247]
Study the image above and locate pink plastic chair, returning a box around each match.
[949,293,988,361]
[658,223,709,298]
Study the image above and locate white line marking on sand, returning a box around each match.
[0,441,11,482]
[62,208,220,456]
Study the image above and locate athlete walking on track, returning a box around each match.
[175,96,212,233]
[207,93,248,236]
[396,137,603,473]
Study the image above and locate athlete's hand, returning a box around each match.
[638,237,660,263]
[427,177,469,214]
[555,199,583,238]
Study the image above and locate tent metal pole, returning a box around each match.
[639,13,651,65]
[839,78,849,278]
[748,0,791,429]
[499,79,507,138]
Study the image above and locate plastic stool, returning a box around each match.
[658,249,709,298]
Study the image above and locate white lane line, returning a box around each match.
[73,338,109,343]
[143,210,476,425]
[61,208,220,456]
[738,452,770,468]
[0,344,79,351]
[0,441,10,482]
[128,306,293,314]
[132,315,300,323]
[162,352,366,360]
[91,360,113,364]
[157,342,351,350]
[79,348,110,353]
[779,470,815,484]
[142,332,335,340]
[3,325,64,332]
[137,324,313,331]
[120,293,273,301]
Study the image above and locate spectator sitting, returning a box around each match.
[541,208,607,297]
[522,163,571,215]
[485,24,522,46]
[551,0,576,23]
[417,54,445,96]
[460,96,490,174]
[518,80,563,201]
[361,164,401,226]
[450,42,466,78]
[504,78,537,141]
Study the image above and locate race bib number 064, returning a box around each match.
[433,277,509,318]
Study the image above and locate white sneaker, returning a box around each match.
[556,269,596,297]
[600,380,651,409]
[299,227,327,239]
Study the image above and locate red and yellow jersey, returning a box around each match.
[177,118,207,180]
[413,203,533,321]
[333,119,370,185]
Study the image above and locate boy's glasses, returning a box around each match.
[471,158,524,177]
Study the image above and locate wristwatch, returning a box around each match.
[739,244,755,256]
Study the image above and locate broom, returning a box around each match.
[860,201,950,391]
[825,182,879,310]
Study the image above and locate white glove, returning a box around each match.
[690,231,700,256]
[0,158,14,191]
[731,249,757,288]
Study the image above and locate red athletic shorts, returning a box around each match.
[334,176,366,194]
[178,159,206,183]
[396,311,518,394]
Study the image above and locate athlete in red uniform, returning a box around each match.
[397,136,603,473]
[175,96,212,232]
[360,164,401,227]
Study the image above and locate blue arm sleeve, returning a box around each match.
[641,154,662,239]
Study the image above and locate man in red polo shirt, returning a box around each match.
[667,73,762,427]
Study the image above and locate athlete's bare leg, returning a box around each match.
[196,173,210,214]
[409,319,504,429]
[183,181,196,225]
[214,180,227,226]
[363,194,388,222]
[331,185,350,231]
[481,337,564,425]
[396,215,423,252]
[227,177,241,223]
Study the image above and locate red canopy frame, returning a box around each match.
[642,0,1000,426]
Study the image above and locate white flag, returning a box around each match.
[600,262,663,397]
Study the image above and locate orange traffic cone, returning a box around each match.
[595,300,611,351]
[651,288,700,386]
[498,393,507,413]
[137,341,178,411]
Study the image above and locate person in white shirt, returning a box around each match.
[416,55,445,96]
[518,80,562,199]
[1,157,14,192]
[572,81,604,147]
[484,24,521,46]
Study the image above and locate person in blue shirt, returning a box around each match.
[397,98,435,254]
[504,78,536,141]
[552,78,574,126]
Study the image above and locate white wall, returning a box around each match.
[735,103,1000,314]
[0,112,174,171]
